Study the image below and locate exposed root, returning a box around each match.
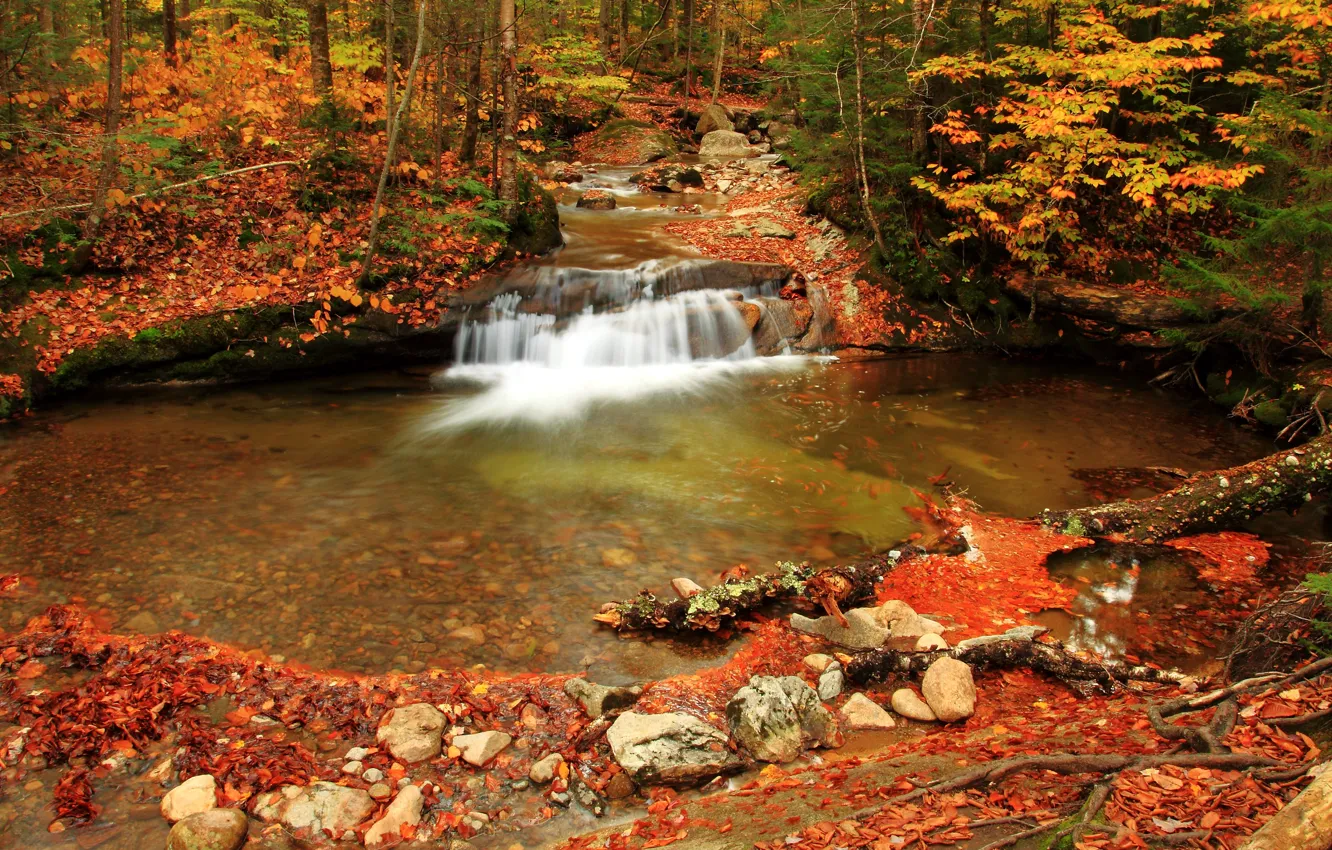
[1225,587,1328,681]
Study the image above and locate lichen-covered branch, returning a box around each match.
[1041,432,1332,541]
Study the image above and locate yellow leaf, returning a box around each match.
[307,223,323,247]
[350,293,363,307]
[292,255,307,270]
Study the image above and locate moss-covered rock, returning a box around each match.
[507,178,562,257]
[579,119,679,165]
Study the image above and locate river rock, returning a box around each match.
[161,774,217,823]
[529,752,564,784]
[543,160,583,182]
[253,782,374,836]
[606,711,743,785]
[453,730,512,766]
[165,808,249,850]
[921,658,976,722]
[376,703,446,763]
[606,772,636,800]
[577,189,617,210]
[699,130,753,157]
[671,577,704,599]
[839,694,897,731]
[954,625,1049,651]
[753,218,795,239]
[915,633,949,651]
[891,688,938,722]
[804,653,836,673]
[696,103,735,135]
[364,785,423,848]
[564,678,643,719]
[743,158,769,174]
[818,668,844,700]
[725,676,841,763]
[790,608,889,649]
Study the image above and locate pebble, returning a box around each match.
[341,760,363,776]
[453,730,512,767]
[803,653,835,673]
[817,668,844,700]
[530,752,564,784]
[361,767,385,783]
[839,694,896,731]
[344,746,369,761]
[915,633,948,651]
[161,774,217,823]
[890,688,937,722]
[377,703,446,763]
[368,783,392,801]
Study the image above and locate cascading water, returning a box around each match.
[430,259,811,429]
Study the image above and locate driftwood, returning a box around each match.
[1042,432,1332,541]
[1007,276,1238,329]
[846,638,1186,695]
[1239,766,1332,850]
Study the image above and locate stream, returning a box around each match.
[0,161,1319,848]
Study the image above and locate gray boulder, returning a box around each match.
[789,608,888,650]
[725,676,841,763]
[376,703,446,763]
[565,678,643,719]
[699,130,753,157]
[252,782,374,836]
[696,103,734,135]
[577,189,617,210]
[166,809,249,850]
[754,219,795,239]
[607,712,744,785]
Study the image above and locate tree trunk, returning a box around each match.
[599,0,614,55]
[851,0,887,257]
[910,0,929,160]
[1042,432,1332,542]
[164,0,177,61]
[682,0,693,112]
[180,0,191,37]
[1239,767,1332,850]
[459,10,483,163]
[39,0,54,66]
[708,0,723,103]
[498,0,518,210]
[309,0,334,98]
[619,0,630,62]
[361,0,429,282]
[83,0,124,242]
[385,0,396,123]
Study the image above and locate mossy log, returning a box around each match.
[593,558,892,632]
[846,638,1186,694]
[1007,276,1238,328]
[1041,433,1332,541]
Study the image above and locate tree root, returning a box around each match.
[846,638,1186,694]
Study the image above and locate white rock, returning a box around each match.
[344,746,369,761]
[161,774,217,823]
[165,808,248,850]
[890,688,937,722]
[365,785,424,848]
[377,703,446,763]
[361,767,385,783]
[839,694,896,731]
[529,752,564,784]
[789,608,889,649]
[607,712,743,784]
[803,653,836,673]
[915,633,948,651]
[341,760,363,776]
[453,731,512,767]
[253,782,374,836]
[818,668,844,701]
[921,658,976,722]
[671,577,704,599]
[726,676,841,763]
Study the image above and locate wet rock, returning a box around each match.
[753,219,795,239]
[368,783,392,802]
[565,677,644,719]
[521,703,548,729]
[671,577,704,599]
[529,752,564,784]
[715,178,733,193]
[448,625,487,644]
[572,778,607,816]
[166,808,249,850]
[840,694,897,731]
[600,547,636,567]
[361,767,384,783]
[453,730,512,766]
[364,785,423,848]
[577,189,617,210]
[767,120,793,148]
[954,625,1048,651]
[915,633,949,651]
[543,160,583,182]
[790,608,889,650]
[161,774,217,823]
[124,610,160,633]
[725,676,841,764]
[747,129,764,144]
[376,703,446,763]
[921,658,976,722]
[818,668,844,701]
[872,601,945,639]
[253,782,374,836]
[891,688,937,722]
[804,653,836,673]
[344,746,369,762]
[696,103,735,135]
[699,130,753,157]
[743,159,770,175]
[606,772,636,800]
[607,712,744,785]
[724,224,753,238]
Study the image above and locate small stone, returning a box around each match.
[529,752,564,784]
[818,668,844,701]
[361,767,384,783]
[803,653,836,673]
[344,747,369,761]
[921,658,977,722]
[365,785,424,848]
[453,731,512,767]
[671,578,704,599]
[607,712,744,785]
[577,189,617,210]
[601,547,636,567]
[606,772,636,800]
[1286,455,1300,467]
[377,703,446,763]
[915,634,948,651]
[449,625,487,645]
[368,783,392,801]
[890,688,937,722]
[564,678,643,719]
[520,703,547,729]
[166,808,248,850]
[252,782,374,836]
[161,774,217,823]
[839,694,896,731]
[341,760,363,776]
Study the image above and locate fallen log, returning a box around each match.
[1240,766,1332,850]
[846,637,1185,694]
[1041,432,1332,541]
[1006,276,1238,328]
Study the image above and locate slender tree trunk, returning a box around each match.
[851,0,887,256]
[164,0,178,62]
[498,0,518,210]
[708,0,723,103]
[459,13,482,163]
[911,0,929,160]
[84,0,123,243]
[180,0,191,38]
[619,0,629,61]
[309,0,334,98]
[39,0,54,66]
[385,0,396,123]
[599,0,613,55]
[978,0,992,58]
[682,0,693,112]
[361,0,428,282]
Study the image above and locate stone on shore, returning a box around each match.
[364,785,424,848]
[890,688,938,722]
[161,774,217,823]
[954,625,1049,651]
[803,653,836,673]
[564,677,643,719]
[753,219,795,239]
[818,667,844,700]
[671,577,704,599]
[376,703,446,763]
[529,752,564,784]
[253,782,374,836]
[839,694,897,731]
[696,103,735,135]
[915,633,949,651]
[726,676,841,763]
[921,658,977,722]
[453,730,512,767]
[165,808,249,850]
[699,130,753,157]
[607,711,743,785]
[790,608,889,649]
